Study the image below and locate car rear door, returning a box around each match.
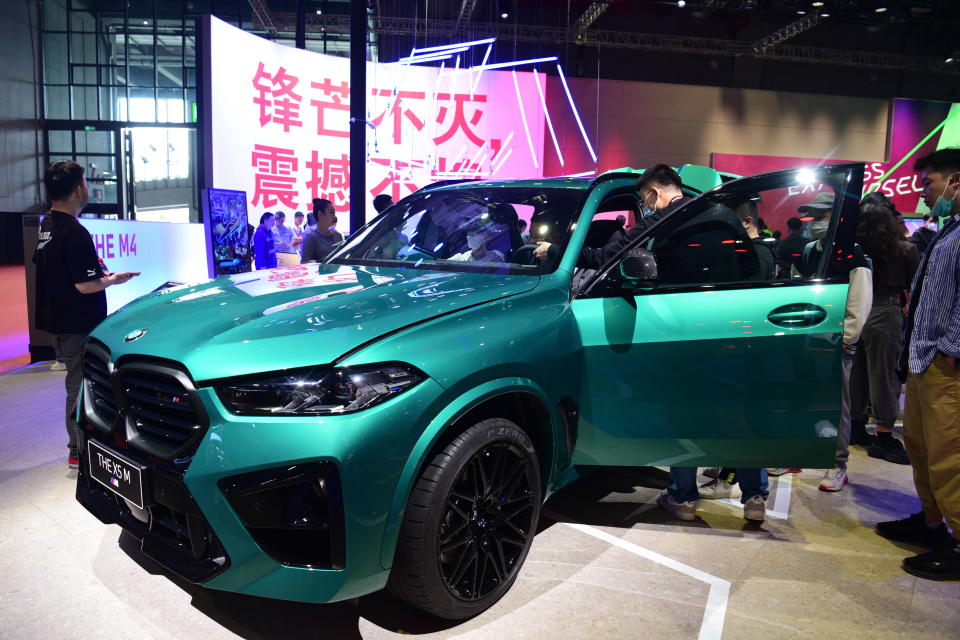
[569,163,865,469]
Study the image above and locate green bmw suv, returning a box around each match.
[76,163,864,619]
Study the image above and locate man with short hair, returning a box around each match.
[877,148,960,580]
[910,214,939,255]
[533,164,691,266]
[293,211,307,236]
[271,211,295,253]
[777,216,806,275]
[301,198,344,262]
[734,199,776,280]
[33,160,138,469]
[373,194,393,213]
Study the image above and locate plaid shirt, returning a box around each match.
[908,212,960,374]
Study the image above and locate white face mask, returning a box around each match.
[925,221,939,231]
[466,233,484,250]
[807,220,830,241]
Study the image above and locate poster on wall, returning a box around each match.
[205,188,252,275]
[205,16,547,235]
[712,98,960,233]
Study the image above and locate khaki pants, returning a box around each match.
[903,354,960,533]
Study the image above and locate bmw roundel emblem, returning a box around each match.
[124,329,148,343]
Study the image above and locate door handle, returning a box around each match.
[767,303,827,328]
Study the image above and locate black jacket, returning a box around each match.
[573,196,692,270]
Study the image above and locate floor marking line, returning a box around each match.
[563,522,730,640]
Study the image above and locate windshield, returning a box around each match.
[328,186,585,275]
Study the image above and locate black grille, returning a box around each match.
[82,346,118,433]
[120,365,206,458]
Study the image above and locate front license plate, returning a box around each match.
[87,440,146,510]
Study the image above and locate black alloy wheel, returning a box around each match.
[438,440,536,601]
[388,418,541,620]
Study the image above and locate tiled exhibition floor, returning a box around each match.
[1,362,957,639]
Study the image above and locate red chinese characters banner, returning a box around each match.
[208,17,546,234]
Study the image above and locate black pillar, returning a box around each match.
[349,0,366,235]
[295,0,305,49]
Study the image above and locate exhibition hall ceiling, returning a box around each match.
[234,0,960,99]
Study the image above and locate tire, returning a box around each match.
[388,418,542,620]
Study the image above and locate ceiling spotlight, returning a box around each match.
[811,1,824,6]
[315,9,322,14]
[822,12,830,16]
[501,12,509,19]
[678,0,686,6]
[874,6,887,12]
[797,9,806,14]
[947,57,956,64]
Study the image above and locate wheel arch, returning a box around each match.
[378,377,566,570]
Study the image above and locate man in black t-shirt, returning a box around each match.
[33,160,138,468]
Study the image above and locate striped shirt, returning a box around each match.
[908,212,960,374]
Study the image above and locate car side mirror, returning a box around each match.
[619,247,658,291]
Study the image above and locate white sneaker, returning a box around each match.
[657,491,697,521]
[702,467,721,479]
[819,467,848,492]
[50,361,66,371]
[766,468,802,476]
[698,478,742,500]
[743,495,766,522]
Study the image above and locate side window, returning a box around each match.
[583,192,641,251]
[580,165,860,297]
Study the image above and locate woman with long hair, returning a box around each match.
[253,211,277,270]
[850,203,921,464]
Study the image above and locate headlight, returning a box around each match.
[215,363,424,416]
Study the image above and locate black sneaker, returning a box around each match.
[876,512,954,548]
[867,437,910,465]
[902,543,960,580]
[849,419,876,447]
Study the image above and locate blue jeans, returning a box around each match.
[668,467,769,503]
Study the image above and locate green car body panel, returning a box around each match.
[78,163,863,605]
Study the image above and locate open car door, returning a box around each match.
[569,163,865,469]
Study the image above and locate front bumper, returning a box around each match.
[76,370,446,604]
[76,433,231,583]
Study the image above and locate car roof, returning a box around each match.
[418,164,736,195]
[421,176,593,192]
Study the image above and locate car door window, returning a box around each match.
[581,165,862,297]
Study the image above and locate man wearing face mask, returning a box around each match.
[532,164,691,267]
[909,214,939,255]
[876,148,960,580]
[794,192,837,277]
[449,221,506,262]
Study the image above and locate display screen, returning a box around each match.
[207,188,251,275]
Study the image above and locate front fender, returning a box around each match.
[378,377,562,570]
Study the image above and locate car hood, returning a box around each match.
[91,263,539,381]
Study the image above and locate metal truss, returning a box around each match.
[264,14,958,74]
[454,0,482,33]
[247,0,278,37]
[752,13,822,53]
[572,2,613,41]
